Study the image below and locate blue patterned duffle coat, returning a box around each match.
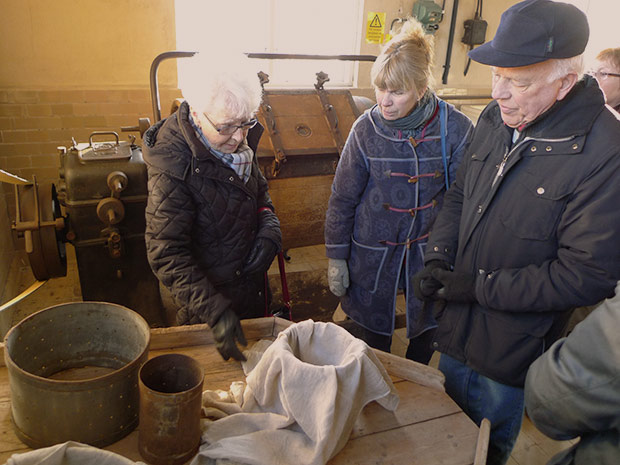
[325,101,473,338]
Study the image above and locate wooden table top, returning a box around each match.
[0,318,484,465]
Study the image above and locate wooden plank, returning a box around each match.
[148,318,278,351]
[373,349,446,392]
[350,380,460,439]
[330,412,479,465]
[0,401,28,461]
[148,345,247,392]
[0,370,10,402]
[474,418,491,465]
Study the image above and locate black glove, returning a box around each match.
[431,268,477,303]
[412,260,451,300]
[243,237,279,275]
[212,305,247,362]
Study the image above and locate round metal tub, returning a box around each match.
[3,301,151,448]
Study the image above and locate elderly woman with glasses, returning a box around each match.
[143,54,281,362]
[591,47,620,112]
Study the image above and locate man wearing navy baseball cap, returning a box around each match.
[412,1,620,463]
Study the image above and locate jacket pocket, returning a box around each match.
[499,172,571,241]
[348,237,388,293]
[463,148,491,199]
[465,310,554,386]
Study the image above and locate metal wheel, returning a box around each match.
[14,181,67,280]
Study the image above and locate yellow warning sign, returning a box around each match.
[366,12,386,44]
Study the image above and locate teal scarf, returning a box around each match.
[380,90,437,136]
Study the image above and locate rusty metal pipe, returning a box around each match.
[139,353,204,465]
[246,52,378,62]
[150,51,197,122]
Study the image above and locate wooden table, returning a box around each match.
[0,318,488,465]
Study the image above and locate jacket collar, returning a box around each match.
[143,100,264,179]
[367,102,442,142]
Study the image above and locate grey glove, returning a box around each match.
[328,258,349,297]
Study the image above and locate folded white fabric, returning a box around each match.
[191,319,399,465]
[4,441,146,465]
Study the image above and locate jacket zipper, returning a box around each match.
[490,134,576,188]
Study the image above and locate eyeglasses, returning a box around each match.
[203,113,258,135]
[589,70,620,81]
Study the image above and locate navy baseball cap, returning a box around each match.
[468,0,589,67]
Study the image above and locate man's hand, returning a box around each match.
[243,238,279,275]
[212,306,247,362]
[431,269,477,303]
[328,258,349,297]
[412,260,450,300]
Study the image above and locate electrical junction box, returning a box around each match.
[462,18,488,45]
[412,0,444,34]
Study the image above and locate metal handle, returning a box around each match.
[89,131,120,147]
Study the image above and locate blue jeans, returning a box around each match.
[439,354,524,465]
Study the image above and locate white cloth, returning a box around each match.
[4,441,146,465]
[191,320,399,465]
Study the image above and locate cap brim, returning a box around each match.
[468,42,547,68]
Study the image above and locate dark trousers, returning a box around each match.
[358,324,436,365]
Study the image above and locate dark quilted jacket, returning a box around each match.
[143,101,281,326]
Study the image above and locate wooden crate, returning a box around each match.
[0,318,488,465]
[257,90,359,159]
[256,89,361,249]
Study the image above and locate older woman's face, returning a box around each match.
[200,108,254,153]
[374,87,420,120]
[592,59,620,109]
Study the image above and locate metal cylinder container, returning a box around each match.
[138,353,204,465]
[3,301,151,448]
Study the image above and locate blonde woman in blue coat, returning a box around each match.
[324,18,473,363]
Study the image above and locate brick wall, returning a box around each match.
[0,87,182,212]
[0,86,182,303]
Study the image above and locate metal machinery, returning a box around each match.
[57,132,166,326]
[9,51,372,326]
[11,130,167,326]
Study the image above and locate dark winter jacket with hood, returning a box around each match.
[424,76,620,386]
[143,101,281,326]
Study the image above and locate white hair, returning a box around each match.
[546,54,584,83]
[181,53,263,120]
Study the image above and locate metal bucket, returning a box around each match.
[3,301,151,448]
[138,353,204,465]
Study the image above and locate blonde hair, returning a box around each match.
[371,17,435,95]
[596,48,620,71]
[181,53,263,120]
